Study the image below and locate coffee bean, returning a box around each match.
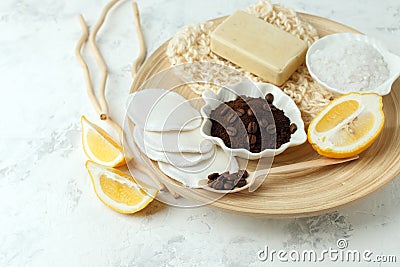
[235,108,245,117]
[208,179,216,186]
[247,134,257,145]
[265,93,274,104]
[236,170,248,179]
[207,170,250,189]
[226,112,238,124]
[247,108,254,117]
[267,124,276,135]
[221,171,229,177]
[247,121,258,134]
[220,105,229,116]
[208,173,219,181]
[223,182,234,190]
[260,118,268,127]
[290,123,297,134]
[236,179,247,188]
[226,174,237,181]
[252,146,260,153]
[214,181,224,190]
[226,127,237,136]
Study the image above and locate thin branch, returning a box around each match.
[88,0,120,119]
[131,2,147,78]
[76,14,123,141]
[75,14,102,115]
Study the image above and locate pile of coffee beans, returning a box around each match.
[207,170,249,190]
[210,93,297,153]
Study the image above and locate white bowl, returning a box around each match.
[200,81,307,160]
[306,32,400,96]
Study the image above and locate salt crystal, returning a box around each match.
[309,40,390,92]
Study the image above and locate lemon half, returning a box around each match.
[86,161,158,214]
[81,116,126,167]
[308,93,384,158]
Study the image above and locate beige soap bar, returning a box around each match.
[210,11,308,86]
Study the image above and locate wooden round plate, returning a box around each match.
[129,14,400,217]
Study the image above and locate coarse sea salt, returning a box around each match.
[309,39,390,92]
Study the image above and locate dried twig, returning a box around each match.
[75,14,102,116]
[131,2,147,77]
[76,14,124,141]
[88,0,120,119]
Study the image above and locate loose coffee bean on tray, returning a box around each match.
[236,179,247,188]
[210,94,296,153]
[214,181,224,190]
[265,93,274,104]
[223,182,234,190]
[237,169,249,178]
[207,172,220,181]
[207,170,248,190]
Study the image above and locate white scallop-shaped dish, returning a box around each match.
[306,32,400,96]
[200,81,307,160]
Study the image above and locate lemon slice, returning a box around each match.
[86,161,158,214]
[308,93,384,158]
[81,116,126,167]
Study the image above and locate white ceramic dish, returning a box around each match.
[306,32,400,96]
[200,81,307,160]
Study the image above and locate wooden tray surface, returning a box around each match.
[129,14,400,217]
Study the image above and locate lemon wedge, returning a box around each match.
[308,93,384,158]
[86,161,158,214]
[81,116,126,167]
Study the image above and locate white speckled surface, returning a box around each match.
[1,0,399,266]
